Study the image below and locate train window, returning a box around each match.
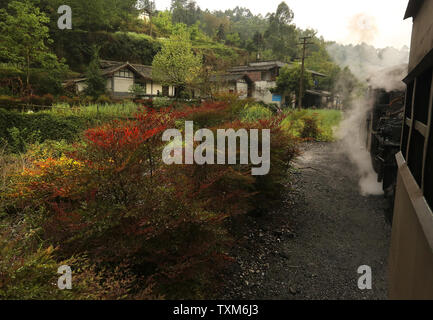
[405,81,414,119]
[408,129,425,187]
[425,108,433,209]
[413,68,432,124]
[401,124,410,158]
[426,139,433,209]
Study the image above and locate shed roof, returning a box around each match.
[307,69,327,77]
[305,89,331,97]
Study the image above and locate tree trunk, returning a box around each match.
[26,51,30,92]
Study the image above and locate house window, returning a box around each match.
[115,69,134,78]
[162,86,169,96]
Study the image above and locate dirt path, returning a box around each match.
[220,142,391,300]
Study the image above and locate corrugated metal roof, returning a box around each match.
[307,69,327,77]
[404,0,424,19]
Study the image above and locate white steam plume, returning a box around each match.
[327,16,409,196]
[336,96,384,196]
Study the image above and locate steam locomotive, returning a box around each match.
[366,87,405,223]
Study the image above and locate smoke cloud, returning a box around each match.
[327,22,409,196]
[327,43,409,83]
[347,13,379,45]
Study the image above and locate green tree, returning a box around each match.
[153,11,174,37]
[274,64,313,105]
[171,0,200,26]
[137,0,156,36]
[226,32,241,47]
[152,33,202,97]
[0,1,55,89]
[216,24,226,42]
[84,49,106,99]
[265,2,299,61]
[305,40,341,92]
[45,0,138,32]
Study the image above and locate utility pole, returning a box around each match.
[298,36,313,109]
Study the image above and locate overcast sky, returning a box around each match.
[155,0,413,49]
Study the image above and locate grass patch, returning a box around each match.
[305,109,342,141]
[282,109,342,141]
[46,102,141,118]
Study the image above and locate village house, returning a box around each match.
[214,60,334,109]
[65,59,337,108]
[64,60,176,98]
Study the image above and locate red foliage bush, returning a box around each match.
[4,102,300,298]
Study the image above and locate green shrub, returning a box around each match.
[281,109,307,137]
[300,114,321,139]
[7,127,42,153]
[96,95,111,105]
[0,95,20,109]
[70,97,81,107]
[153,97,173,109]
[0,108,89,152]
[0,227,145,300]
[281,109,342,141]
[81,96,94,105]
[0,233,75,300]
[311,109,342,141]
[240,104,273,122]
[29,69,66,96]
